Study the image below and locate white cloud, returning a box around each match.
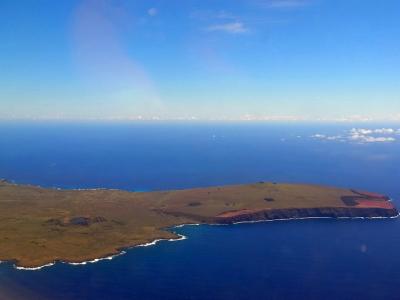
[312,128,398,143]
[350,128,372,135]
[350,128,398,136]
[311,134,344,141]
[147,8,158,17]
[206,22,248,34]
[348,128,397,143]
[369,137,395,142]
[326,136,342,141]
[350,135,395,143]
[374,128,395,134]
[311,134,326,139]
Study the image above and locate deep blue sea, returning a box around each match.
[0,122,400,300]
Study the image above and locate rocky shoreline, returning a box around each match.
[214,207,399,224]
[0,180,398,270]
[5,211,399,270]
[162,206,399,225]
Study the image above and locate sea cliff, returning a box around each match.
[0,180,397,269]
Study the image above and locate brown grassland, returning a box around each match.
[0,180,397,268]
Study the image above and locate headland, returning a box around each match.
[0,180,397,269]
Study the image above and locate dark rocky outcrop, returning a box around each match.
[350,189,390,200]
[44,218,64,226]
[92,216,107,223]
[341,189,392,207]
[68,216,107,226]
[264,198,275,202]
[69,217,91,226]
[341,196,361,206]
[44,216,108,227]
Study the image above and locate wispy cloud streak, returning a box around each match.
[206,22,248,34]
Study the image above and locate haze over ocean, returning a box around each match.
[0,122,399,300]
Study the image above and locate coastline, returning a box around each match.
[5,213,399,271]
[1,179,398,271]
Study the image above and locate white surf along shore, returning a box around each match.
[2,213,399,271]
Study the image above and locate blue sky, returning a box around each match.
[1,0,399,121]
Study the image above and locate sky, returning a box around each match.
[0,0,399,121]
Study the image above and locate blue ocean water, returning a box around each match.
[0,122,400,300]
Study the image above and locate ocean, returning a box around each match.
[0,121,399,300]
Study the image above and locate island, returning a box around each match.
[0,179,397,269]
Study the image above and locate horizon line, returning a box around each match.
[1,117,400,123]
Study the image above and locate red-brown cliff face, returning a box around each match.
[214,206,398,224]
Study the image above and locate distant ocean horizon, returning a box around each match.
[1,122,400,300]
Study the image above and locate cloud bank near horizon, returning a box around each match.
[311,128,400,143]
